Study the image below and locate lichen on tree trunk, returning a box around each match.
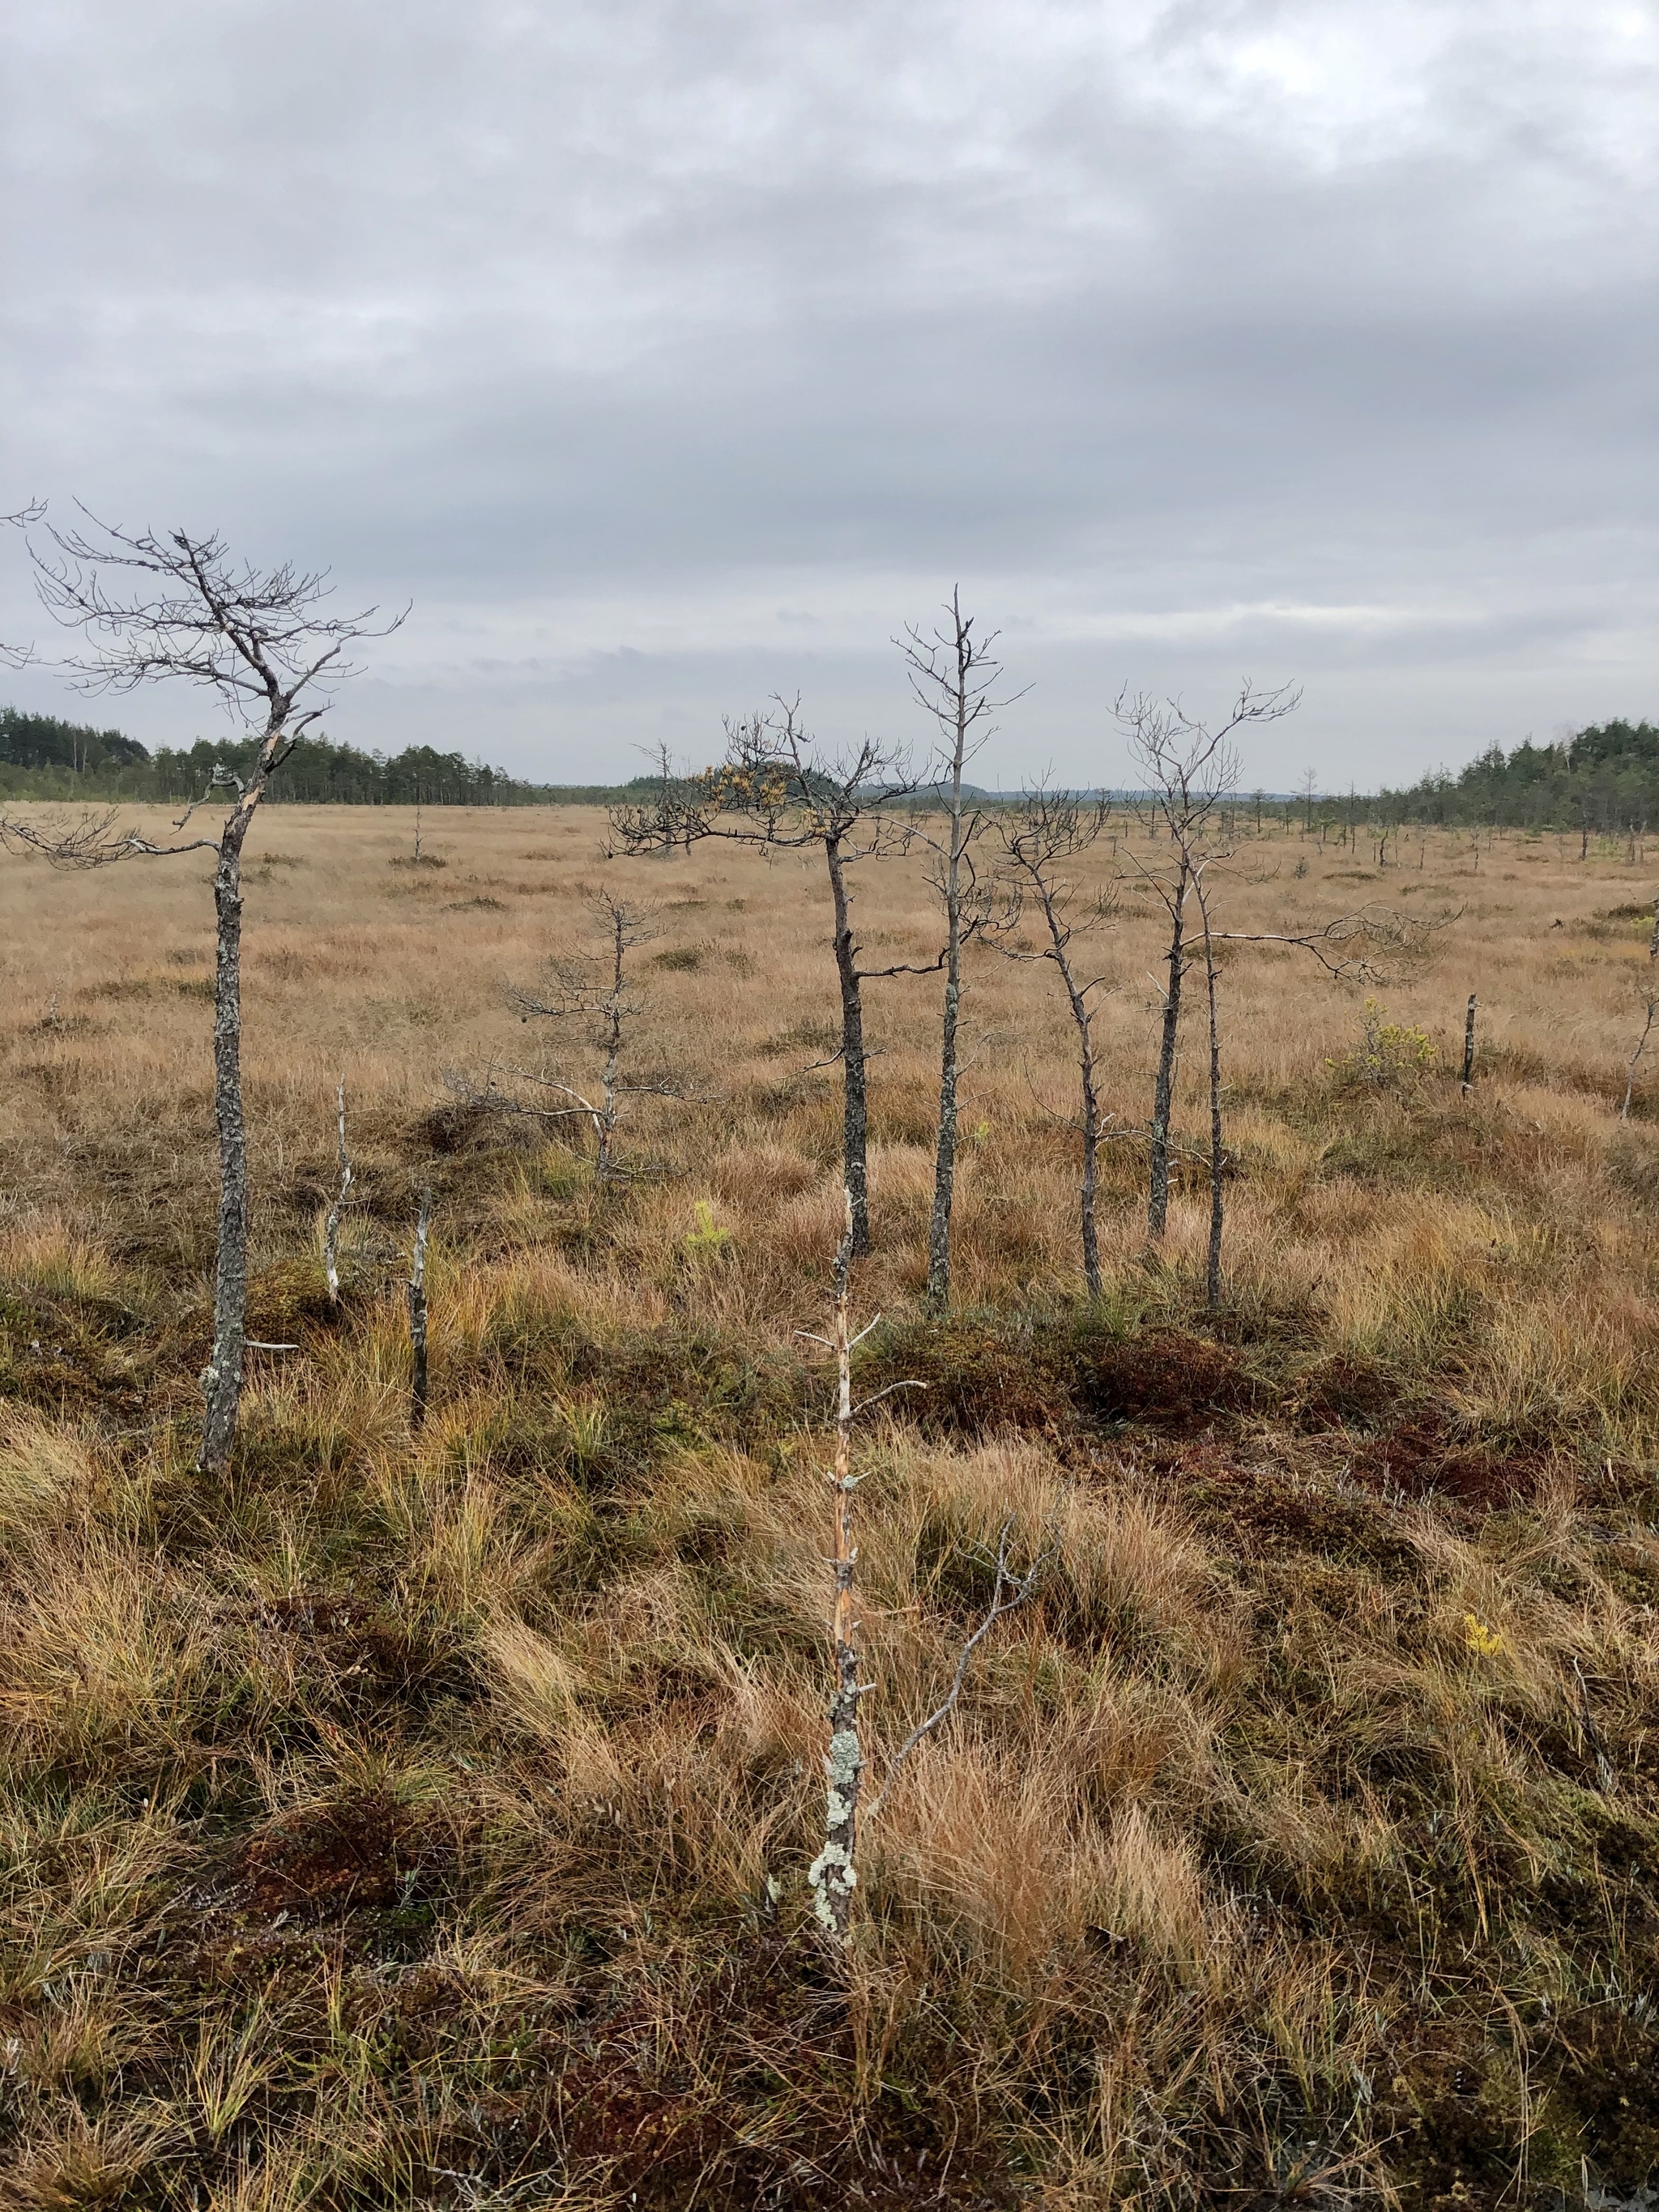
[198,815,254,1473]
[807,1197,864,1938]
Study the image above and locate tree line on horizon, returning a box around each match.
[5,697,1658,832]
[0,710,572,806]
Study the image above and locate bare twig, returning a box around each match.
[864,1519,1045,1820]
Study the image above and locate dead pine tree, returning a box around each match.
[609,701,921,1255]
[452,890,710,1179]
[998,787,1116,1298]
[0,513,399,1473]
[797,1194,1038,1939]
[898,591,1023,1306]
[1119,683,1299,1247]
[1461,995,1478,1094]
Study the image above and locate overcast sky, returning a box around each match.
[3,0,1654,791]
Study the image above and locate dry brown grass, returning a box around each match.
[2,806,1659,2206]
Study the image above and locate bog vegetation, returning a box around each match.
[5,759,1659,2209]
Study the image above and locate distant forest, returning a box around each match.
[0,710,606,806]
[3,703,1656,825]
[1380,719,1659,831]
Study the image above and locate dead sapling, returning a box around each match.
[322,1076,354,1304]
[452,889,709,1181]
[1119,681,1299,1251]
[897,590,1025,1306]
[795,1194,1040,1939]
[0,511,400,1473]
[407,1186,432,1430]
[609,699,922,1255]
[997,787,1119,1298]
[1461,994,1478,1095]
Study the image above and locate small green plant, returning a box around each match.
[1463,1611,1505,1658]
[964,1119,992,1149]
[681,1199,732,1264]
[1330,998,1436,1093]
[557,1392,610,1476]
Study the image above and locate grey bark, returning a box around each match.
[807,1198,864,1939]
[826,835,872,1255]
[928,887,963,1306]
[1461,994,1478,1093]
[1147,858,1189,1243]
[1197,883,1224,1311]
[199,805,257,1470]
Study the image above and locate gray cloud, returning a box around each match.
[3,0,1654,789]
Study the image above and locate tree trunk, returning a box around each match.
[1038,893,1102,1300]
[807,1199,863,1938]
[927,923,962,1305]
[826,837,872,1257]
[1146,861,1189,1242]
[928,757,967,1307]
[1461,993,1478,1093]
[198,814,254,1473]
[1204,923,1223,1311]
[1078,1019,1102,1302]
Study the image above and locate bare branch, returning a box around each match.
[0,808,221,868]
[26,508,404,722]
[865,1519,1045,1819]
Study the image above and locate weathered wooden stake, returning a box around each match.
[323,1076,352,1303]
[407,1187,432,1430]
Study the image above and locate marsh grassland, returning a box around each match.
[3,805,1659,2209]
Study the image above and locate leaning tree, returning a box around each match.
[0,512,399,1473]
